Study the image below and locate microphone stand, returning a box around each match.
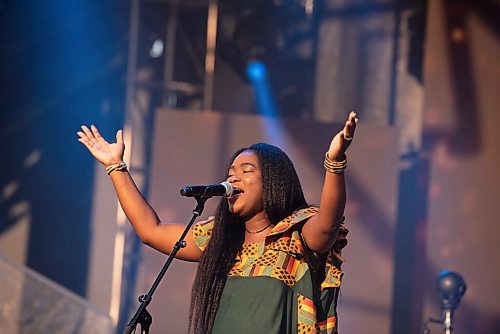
[422,271,466,334]
[123,196,208,334]
[421,310,453,334]
[443,308,452,334]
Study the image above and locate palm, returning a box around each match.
[77,125,124,166]
[91,140,123,164]
[329,132,345,156]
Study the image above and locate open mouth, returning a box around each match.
[228,187,243,200]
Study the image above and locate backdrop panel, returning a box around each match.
[140,109,399,333]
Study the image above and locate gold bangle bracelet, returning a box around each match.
[106,162,127,175]
[324,152,347,174]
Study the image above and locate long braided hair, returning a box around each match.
[188,143,308,333]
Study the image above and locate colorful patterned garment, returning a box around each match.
[192,206,348,334]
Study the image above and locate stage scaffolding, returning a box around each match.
[112,1,429,332]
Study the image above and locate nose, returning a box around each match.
[227,175,239,183]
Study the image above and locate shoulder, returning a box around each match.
[266,206,319,238]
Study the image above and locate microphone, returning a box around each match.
[180,181,239,198]
[437,270,467,334]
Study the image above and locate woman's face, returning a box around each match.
[226,150,264,219]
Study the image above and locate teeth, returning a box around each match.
[229,188,242,198]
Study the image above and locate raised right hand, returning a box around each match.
[77,125,124,166]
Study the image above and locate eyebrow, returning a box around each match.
[228,162,257,171]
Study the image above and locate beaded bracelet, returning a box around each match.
[105,162,127,175]
[324,152,347,174]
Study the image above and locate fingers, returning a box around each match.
[348,110,358,123]
[343,111,358,140]
[80,125,98,144]
[77,130,90,144]
[91,124,104,141]
[77,125,122,151]
[78,125,106,152]
[77,129,99,151]
[77,135,93,151]
[116,129,123,145]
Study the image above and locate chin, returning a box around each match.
[228,203,238,214]
[229,205,244,217]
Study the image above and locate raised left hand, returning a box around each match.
[327,111,358,161]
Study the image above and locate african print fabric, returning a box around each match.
[193,207,345,334]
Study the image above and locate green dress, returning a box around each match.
[192,206,346,334]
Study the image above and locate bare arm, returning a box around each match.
[77,125,202,261]
[302,112,357,253]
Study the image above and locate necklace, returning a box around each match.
[245,222,272,234]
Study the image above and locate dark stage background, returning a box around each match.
[1,0,499,333]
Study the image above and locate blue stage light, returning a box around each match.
[246,61,267,81]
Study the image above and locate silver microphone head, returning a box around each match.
[220,181,235,197]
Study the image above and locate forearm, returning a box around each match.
[317,171,346,234]
[108,170,202,260]
[302,152,348,253]
[109,170,161,242]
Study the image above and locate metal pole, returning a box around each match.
[109,0,140,326]
[203,0,218,110]
[163,0,179,108]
